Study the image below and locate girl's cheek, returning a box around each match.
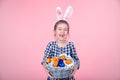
[65,31,68,34]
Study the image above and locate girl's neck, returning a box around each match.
[56,40,68,47]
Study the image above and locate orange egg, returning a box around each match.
[53,61,58,67]
[46,58,51,64]
[51,57,58,61]
[59,55,66,60]
[65,59,72,65]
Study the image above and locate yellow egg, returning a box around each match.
[46,58,51,64]
[65,59,72,65]
[51,57,58,61]
[53,61,58,67]
[59,55,66,60]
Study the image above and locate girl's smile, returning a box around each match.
[59,34,65,38]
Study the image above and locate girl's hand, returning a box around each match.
[69,64,78,77]
[42,63,47,69]
[42,63,54,78]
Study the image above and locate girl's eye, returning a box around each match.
[64,29,68,31]
[58,28,62,30]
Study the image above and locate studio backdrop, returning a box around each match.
[0,0,120,80]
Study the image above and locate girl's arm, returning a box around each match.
[41,42,52,65]
[41,42,54,78]
[70,42,80,69]
[69,42,80,77]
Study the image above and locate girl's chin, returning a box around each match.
[56,36,67,41]
[57,38,67,41]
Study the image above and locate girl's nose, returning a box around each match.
[61,30,65,33]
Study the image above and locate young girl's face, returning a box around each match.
[54,23,69,41]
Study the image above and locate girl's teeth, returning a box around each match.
[60,34,64,37]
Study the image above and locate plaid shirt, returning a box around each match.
[42,41,80,80]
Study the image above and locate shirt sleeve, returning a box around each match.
[41,42,52,65]
[70,42,80,69]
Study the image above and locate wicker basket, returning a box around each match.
[45,58,76,78]
[47,64,76,78]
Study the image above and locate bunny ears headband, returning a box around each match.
[56,6,73,21]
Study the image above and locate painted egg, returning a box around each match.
[58,59,65,67]
[51,57,58,61]
[46,58,51,64]
[59,55,66,60]
[53,61,58,67]
[65,59,72,65]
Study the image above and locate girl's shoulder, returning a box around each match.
[68,41,75,45]
[47,41,56,45]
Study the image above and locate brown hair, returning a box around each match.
[54,20,70,33]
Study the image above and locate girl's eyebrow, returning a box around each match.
[58,27,61,28]
[64,28,68,30]
[57,26,68,28]
[57,26,62,28]
[58,27,68,30]
[63,27,68,29]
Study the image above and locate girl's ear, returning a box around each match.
[64,6,73,20]
[56,7,63,20]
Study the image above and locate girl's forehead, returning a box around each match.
[57,23,68,28]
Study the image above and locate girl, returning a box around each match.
[41,20,80,80]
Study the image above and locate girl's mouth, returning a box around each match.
[59,34,65,37]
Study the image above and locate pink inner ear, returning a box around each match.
[57,10,62,15]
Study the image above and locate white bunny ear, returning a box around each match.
[56,6,63,20]
[63,6,73,20]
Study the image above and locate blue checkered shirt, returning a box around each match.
[42,41,80,80]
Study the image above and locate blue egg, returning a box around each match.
[59,59,63,63]
[58,59,65,67]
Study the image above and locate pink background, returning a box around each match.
[0,0,120,80]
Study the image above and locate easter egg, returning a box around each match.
[53,61,58,67]
[59,63,65,67]
[59,55,66,60]
[46,58,51,64]
[58,59,65,67]
[51,57,58,61]
[65,59,72,65]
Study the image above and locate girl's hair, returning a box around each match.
[54,20,70,33]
